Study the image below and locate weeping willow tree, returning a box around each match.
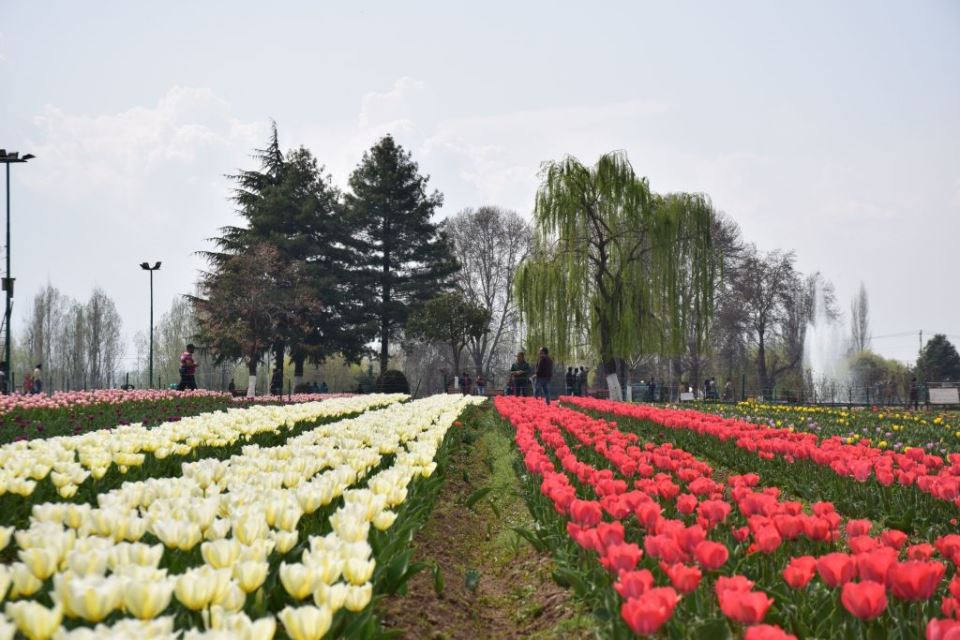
[515,152,715,400]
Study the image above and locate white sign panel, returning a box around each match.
[929,388,960,405]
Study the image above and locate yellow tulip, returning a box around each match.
[17,547,59,580]
[234,514,268,546]
[0,617,14,640]
[0,527,11,552]
[279,563,318,601]
[175,566,224,611]
[314,582,348,611]
[0,566,10,603]
[67,575,124,623]
[372,510,397,531]
[212,581,246,612]
[342,558,375,585]
[233,560,269,593]
[343,583,373,612]
[123,577,174,620]
[4,601,62,640]
[66,550,109,576]
[201,539,241,569]
[279,605,332,640]
[273,530,299,554]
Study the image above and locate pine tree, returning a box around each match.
[345,135,458,375]
[202,124,367,390]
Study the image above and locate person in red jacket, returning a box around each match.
[177,343,198,391]
[534,346,554,404]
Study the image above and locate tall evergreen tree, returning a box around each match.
[203,124,366,389]
[918,334,960,382]
[345,135,458,374]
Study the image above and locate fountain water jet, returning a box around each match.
[803,283,851,402]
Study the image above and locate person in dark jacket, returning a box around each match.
[565,367,575,395]
[510,352,532,397]
[535,347,554,404]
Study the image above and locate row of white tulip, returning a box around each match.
[0,394,406,501]
[0,393,484,640]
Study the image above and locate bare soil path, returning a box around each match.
[378,404,599,640]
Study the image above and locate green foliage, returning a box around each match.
[917,334,960,382]
[376,370,410,394]
[345,135,459,374]
[406,291,491,372]
[515,152,714,384]
[848,349,909,389]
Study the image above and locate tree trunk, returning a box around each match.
[293,354,306,392]
[757,334,768,399]
[272,342,284,394]
[246,359,257,398]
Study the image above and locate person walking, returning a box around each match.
[177,344,198,391]
[32,364,43,394]
[510,351,532,397]
[578,366,588,396]
[565,367,575,395]
[535,347,554,404]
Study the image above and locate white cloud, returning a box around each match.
[24,86,270,201]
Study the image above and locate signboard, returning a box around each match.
[679,392,695,402]
[929,388,960,405]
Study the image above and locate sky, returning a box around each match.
[0,1,958,367]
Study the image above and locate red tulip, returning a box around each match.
[846,519,873,538]
[620,587,679,636]
[661,562,702,593]
[881,529,908,550]
[908,544,937,561]
[697,500,731,526]
[744,625,798,640]
[716,575,755,599]
[694,540,729,570]
[569,499,603,526]
[719,589,774,625]
[849,535,880,554]
[783,556,817,589]
[856,547,898,584]
[889,561,946,601]
[755,526,783,554]
[841,580,888,620]
[595,521,625,549]
[937,535,960,562]
[817,553,857,588]
[676,493,698,515]
[951,575,960,599]
[942,596,960,620]
[614,569,654,600]
[602,543,643,574]
[927,618,960,640]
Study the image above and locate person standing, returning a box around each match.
[510,351,532,397]
[578,366,588,396]
[22,371,33,395]
[461,371,472,396]
[177,344,198,391]
[535,347,554,404]
[909,377,919,410]
[32,364,43,394]
[565,367,575,395]
[475,372,486,396]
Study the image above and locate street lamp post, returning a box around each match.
[0,150,35,394]
[140,262,161,388]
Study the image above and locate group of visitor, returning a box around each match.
[507,348,567,405]
[0,361,43,396]
[455,371,486,396]
[564,366,589,396]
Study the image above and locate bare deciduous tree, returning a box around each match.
[444,206,531,378]
[850,282,870,353]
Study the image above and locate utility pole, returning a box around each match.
[140,262,162,388]
[0,150,34,394]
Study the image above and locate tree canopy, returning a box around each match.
[515,151,714,400]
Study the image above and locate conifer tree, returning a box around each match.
[346,135,458,375]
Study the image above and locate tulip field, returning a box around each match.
[0,392,486,639]
[3,390,959,639]
[494,395,960,639]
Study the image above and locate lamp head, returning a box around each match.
[153,261,161,270]
[140,262,150,270]
[22,154,35,161]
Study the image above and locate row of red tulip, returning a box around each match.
[495,396,960,639]
[562,396,960,510]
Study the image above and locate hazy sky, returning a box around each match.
[1,1,958,366]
